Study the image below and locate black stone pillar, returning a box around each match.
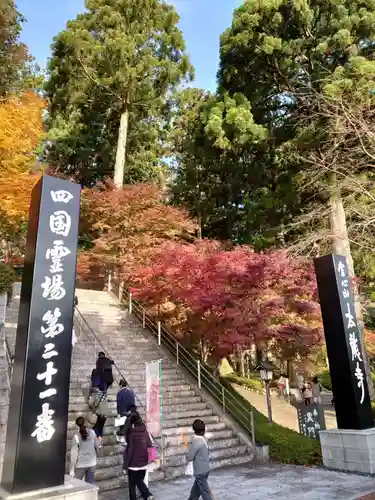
[314,254,373,430]
[1,175,81,494]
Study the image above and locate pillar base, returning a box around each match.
[0,475,98,500]
[320,428,375,474]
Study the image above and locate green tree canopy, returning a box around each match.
[218,0,375,126]
[0,1,41,96]
[45,0,193,186]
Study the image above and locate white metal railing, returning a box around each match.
[109,277,256,447]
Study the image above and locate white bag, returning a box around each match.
[147,460,160,472]
[114,416,126,427]
[185,435,208,476]
[185,461,194,476]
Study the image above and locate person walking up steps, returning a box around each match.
[186,419,212,500]
[70,416,100,484]
[96,351,114,393]
[123,414,155,500]
[117,379,136,416]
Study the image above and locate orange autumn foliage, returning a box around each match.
[0,91,45,227]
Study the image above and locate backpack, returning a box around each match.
[88,391,106,411]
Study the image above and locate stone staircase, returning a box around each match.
[70,289,254,492]
[3,285,254,494]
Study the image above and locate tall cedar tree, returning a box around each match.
[45,0,193,187]
[216,0,375,255]
[0,1,42,95]
[170,88,268,242]
[0,0,27,96]
[217,0,375,392]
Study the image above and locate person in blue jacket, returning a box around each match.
[117,379,136,417]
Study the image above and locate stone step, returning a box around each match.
[71,360,176,371]
[67,386,195,403]
[70,372,186,383]
[69,375,189,389]
[68,401,207,416]
[163,437,241,457]
[66,427,235,454]
[163,407,212,421]
[67,434,240,462]
[69,388,200,411]
[95,453,252,492]
[162,414,219,430]
[68,405,212,423]
[94,466,164,489]
[163,453,252,480]
[163,423,230,440]
[71,363,180,373]
[69,393,201,406]
[67,419,225,437]
[71,440,247,472]
[66,442,120,457]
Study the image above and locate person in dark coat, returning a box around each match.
[117,379,136,416]
[123,415,154,500]
[90,369,101,393]
[96,352,114,392]
[122,405,138,443]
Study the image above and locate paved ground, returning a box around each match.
[99,464,375,500]
[234,385,337,432]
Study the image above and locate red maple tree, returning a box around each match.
[131,241,323,362]
[76,182,197,287]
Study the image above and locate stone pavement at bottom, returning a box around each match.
[99,464,375,500]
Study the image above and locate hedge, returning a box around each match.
[221,377,323,465]
[317,368,375,392]
[224,373,265,393]
[0,263,16,297]
[316,369,332,391]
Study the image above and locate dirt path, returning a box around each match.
[234,385,337,431]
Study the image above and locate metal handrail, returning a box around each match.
[110,280,255,445]
[73,307,146,407]
[73,307,164,453]
[4,334,13,378]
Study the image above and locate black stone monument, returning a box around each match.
[314,254,373,430]
[1,175,81,494]
[296,403,326,439]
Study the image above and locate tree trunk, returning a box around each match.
[197,214,202,240]
[113,106,129,188]
[237,347,246,377]
[287,359,293,380]
[329,177,374,398]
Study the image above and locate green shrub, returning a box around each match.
[0,263,16,296]
[318,369,375,392]
[220,377,322,465]
[224,373,265,393]
[316,369,332,391]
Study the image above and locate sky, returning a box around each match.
[17,0,243,91]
